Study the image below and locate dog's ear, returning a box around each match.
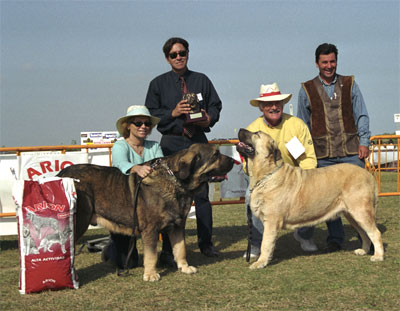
[267,141,282,164]
[177,151,197,180]
[273,146,282,163]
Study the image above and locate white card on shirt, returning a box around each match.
[285,136,305,159]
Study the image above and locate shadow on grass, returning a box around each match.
[0,238,18,251]
[2,221,388,285]
[77,261,116,284]
[182,222,388,268]
[78,221,389,283]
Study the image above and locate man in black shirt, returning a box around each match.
[145,37,222,266]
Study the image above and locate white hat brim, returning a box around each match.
[116,115,160,136]
[250,93,292,107]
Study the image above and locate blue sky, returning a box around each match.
[1,0,399,147]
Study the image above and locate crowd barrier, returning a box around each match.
[367,135,400,196]
[1,135,398,225]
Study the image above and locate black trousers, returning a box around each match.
[107,233,138,269]
[160,134,214,252]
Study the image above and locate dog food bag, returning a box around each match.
[13,177,79,294]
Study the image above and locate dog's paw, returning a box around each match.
[143,272,161,282]
[249,261,267,270]
[354,248,367,256]
[370,255,384,262]
[180,265,197,274]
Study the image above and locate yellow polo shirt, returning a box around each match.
[246,113,317,170]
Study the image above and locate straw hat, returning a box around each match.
[250,83,292,107]
[116,105,160,135]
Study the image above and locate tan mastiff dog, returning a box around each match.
[236,128,384,269]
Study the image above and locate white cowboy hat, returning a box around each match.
[250,83,292,107]
[116,105,160,135]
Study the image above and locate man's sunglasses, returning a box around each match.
[169,50,188,59]
[131,121,152,127]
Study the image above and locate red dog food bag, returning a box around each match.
[13,177,79,294]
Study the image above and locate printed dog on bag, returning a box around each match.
[26,211,60,239]
[38,227,71,254]
[22,225,39,256]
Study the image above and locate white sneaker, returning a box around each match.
[243,246,261,258]
[294,230,318,252]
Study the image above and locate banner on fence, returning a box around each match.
[80,131,118,152]
[18,152,88,180]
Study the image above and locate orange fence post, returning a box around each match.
[367,135,400,196]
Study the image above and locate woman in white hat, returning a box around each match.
[112,105,163,177]
[103,105,163,271]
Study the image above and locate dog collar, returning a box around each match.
[150,158,174,177]
[161,163,174,176]
[249,162,284,193]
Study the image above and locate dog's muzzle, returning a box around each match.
[236,142,255,157]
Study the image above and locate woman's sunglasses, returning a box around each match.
[131,121,152,127]
[169,50,188,59]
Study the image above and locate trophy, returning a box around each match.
[183,93,207,123]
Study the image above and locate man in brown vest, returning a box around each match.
[295,43,371,253]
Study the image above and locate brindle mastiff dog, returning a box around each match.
[57,143,233,281]
[236,128,384,269]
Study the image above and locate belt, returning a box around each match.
[166,126,198,139]
[166,132,186,137]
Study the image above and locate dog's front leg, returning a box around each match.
[250,219,279,269]
[169,229,197,275]
[141,231,160,281]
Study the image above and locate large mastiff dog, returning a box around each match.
[58,143,233,281]
[236,128,384,269]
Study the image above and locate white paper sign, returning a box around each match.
[285,136,305,159]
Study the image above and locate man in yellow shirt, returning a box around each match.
[244,82,318,257]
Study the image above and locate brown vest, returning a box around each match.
[302,75,359,159]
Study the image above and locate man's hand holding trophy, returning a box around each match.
[183,93,207,123]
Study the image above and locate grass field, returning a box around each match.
[1,173,399,311]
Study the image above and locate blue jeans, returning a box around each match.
[297,155,365,245]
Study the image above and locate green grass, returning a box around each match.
[1,177,399,311]
[376,170,399,194]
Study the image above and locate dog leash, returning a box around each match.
[118,173,142,277]
[246,204,252,263]
[241,153,253,263]
[118,158,168,276]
